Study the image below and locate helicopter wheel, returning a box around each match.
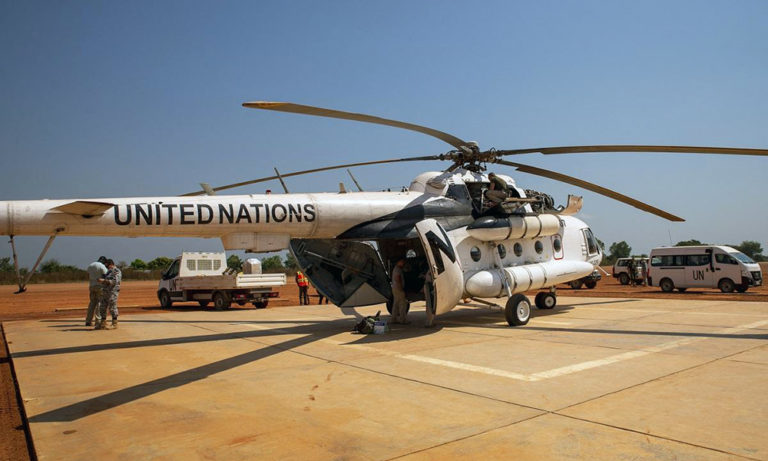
[534,292,557,310]
[505,294,531,326]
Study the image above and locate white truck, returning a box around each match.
[157,252,287,310]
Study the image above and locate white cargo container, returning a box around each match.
[648,245,762,293]
[157,252,287,309]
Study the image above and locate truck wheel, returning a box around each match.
[198,301,209,308]
[213,292,231,310]
[736,284,748,293]
[252,301,268,309]
[569,280,583,289]
[505,294,531,326]
[659,278,674,293]
[535,292,556,310]
[585,281,597,289]
[618,273,630,285]
[718,278,735,293]
[158,290,173,308]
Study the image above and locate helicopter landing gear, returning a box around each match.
[534,291,557,310]
[505,294,531,326]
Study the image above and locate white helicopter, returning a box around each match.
[2,101,767,326]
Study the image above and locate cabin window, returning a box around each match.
[715,253,739,265]
[213,260,222,271]
[470,246,482,262]
[686,254,710,266]
[186,260,196,271]
[553,237,562,253]
[534,240,544,254]
[513,243,523,257]
[198,259,213,271]
[497,244,506,259]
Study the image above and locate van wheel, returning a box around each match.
[659,278,674,293]
[198,301,209,308]
[535,292,557,310]
[736,284,748,293]
[158,290,173,308]
[618,273,630,285]
[213,292,231,310]
[505,294,531,326]
[718,278,735,293]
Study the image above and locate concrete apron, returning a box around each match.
[5,296,768,460]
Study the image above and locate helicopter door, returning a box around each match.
[415,219,464,315]
[289,239,392,307]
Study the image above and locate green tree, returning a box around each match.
[227,254,243,271]
[284,252,299,270]
[261,255,284,272]
[39,259,80,273]
[130,259,147,270]
[147,256,174,270]
[734,241,765,261]
[0,257,14,273]
[607,241,631,264]
[675,239,704,246]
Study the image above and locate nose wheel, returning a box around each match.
[505,294,531,326]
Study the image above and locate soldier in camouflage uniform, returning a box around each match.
[95,259,122,330]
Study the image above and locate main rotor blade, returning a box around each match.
[495,145,768,156]
[494,159,685,222]
[181,155,440,196]
[243,101,469,149]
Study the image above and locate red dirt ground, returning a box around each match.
[1,264,766,458]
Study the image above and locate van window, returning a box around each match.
[729,251,755,264]
[687,254,710,266]
[652,255,686,266]
[715,253,738,265]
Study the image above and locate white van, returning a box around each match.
[648,245,762,293]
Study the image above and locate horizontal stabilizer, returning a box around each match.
[52,200,115,217]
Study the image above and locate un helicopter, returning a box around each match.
[2,101,767,326]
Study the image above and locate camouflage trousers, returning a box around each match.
[97,291,119,322]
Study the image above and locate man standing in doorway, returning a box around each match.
[85,256,108,326]
[391,259,409,324]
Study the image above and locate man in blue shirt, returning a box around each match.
[85,256,108,326]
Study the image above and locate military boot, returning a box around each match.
[111,318,118,329]
[94,321,106,330]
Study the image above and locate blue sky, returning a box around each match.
[1,0,767,268]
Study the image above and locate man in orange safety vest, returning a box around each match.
[295,270,310,305]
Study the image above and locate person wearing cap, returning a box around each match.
[85,256,108,326]
[95,259,122,330]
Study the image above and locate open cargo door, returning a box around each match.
[415,219,463,315]
[290,239,391,307]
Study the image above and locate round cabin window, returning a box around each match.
[553,237,562,253]
[497,244,506,259]
[534,240,544,254]
[470,246,482,262]
[513,243,523,257]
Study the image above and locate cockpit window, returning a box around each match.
[583,228,599,255]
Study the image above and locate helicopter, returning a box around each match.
[2,101,767,326]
